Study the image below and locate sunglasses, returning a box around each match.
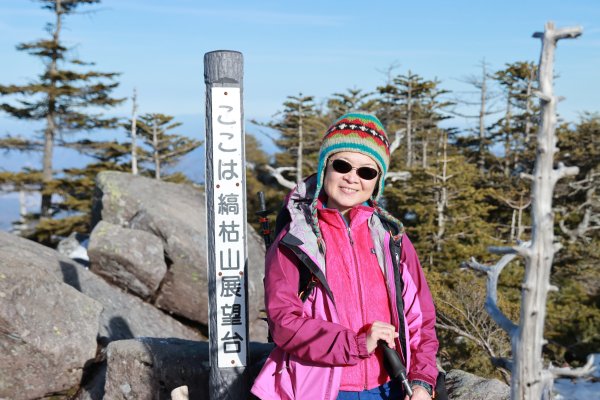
[329,159,379,180]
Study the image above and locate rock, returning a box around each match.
[0,231,202,346]
[92,171,268,341]
[446,369,510,400]
[100,338,273,400]
[88,221,167,300]
[103,338,208,399]
[0,236,103,400]
[57,231,90,266]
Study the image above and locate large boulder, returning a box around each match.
[88,221,167,300]
[92,171,268,341]
[0,231,201,346]
[99,338,273,400]
[0,234,103,399]
[446,369,510,400]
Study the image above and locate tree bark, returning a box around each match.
[479,62,487,175]
[511,22,582,400]
[131,88,138,175]
[152,117,160,180]
[503,94,512,178]
[296,99,303,184]
[41,0,63,218]
[406,74,413,167]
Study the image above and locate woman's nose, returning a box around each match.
[342,169,360,182]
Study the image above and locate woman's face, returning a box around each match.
[323,151,379,216]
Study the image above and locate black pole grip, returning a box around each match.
[378,340,413,397]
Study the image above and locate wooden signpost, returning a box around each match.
[204,50,248,400]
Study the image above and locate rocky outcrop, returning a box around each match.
[92,171,268,341]
[87,339,273,400]
[446,369,510,400]
[88,221,167,300]
[0,231,202,399]
[0,239,102,400]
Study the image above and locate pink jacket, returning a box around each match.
[251,177,438,400]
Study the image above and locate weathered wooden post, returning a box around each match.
[204,50,249,400]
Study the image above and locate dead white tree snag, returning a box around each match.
[130,88,139,175]
[468,22,589,400]
[516,21,582,400]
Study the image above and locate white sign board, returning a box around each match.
[210,87,247,368]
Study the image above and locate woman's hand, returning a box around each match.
[366,321,398,353]
[405,385,431,400]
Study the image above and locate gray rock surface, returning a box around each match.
[0,235,103,400]
[93,171,268,341]
[446,369,510,400]
[88,221,167,299]
[0,231,202,346]
[100,338,273,400]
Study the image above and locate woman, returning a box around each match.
[251,113,438,400]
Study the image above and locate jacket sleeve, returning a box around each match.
[401,235,439,386]
[264,234,370,366]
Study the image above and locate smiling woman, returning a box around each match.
[251,112,439,400]
[323,153,379,218]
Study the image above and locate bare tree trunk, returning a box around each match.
[152,117,160,180]
[437,133,448,251]
[524,68,535,145]
[510,210,516,243]
[406,73,414,167]
[512,22,582,400]
[422,134,428,169]
[427,131,451,252]
[479,62,488,175]
[517,195,527,241]
[503,194,531,243]
[468,22,587,400]
[131,88,138,175]
[503,95,512,178]
[296,99,303,184]
[41,0,63,218]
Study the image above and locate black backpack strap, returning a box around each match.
[378,216,408,365]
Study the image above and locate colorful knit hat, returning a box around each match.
[314,112,390,203]
[310,112,397,254]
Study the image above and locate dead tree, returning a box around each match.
[130,88,139,175]
[557,170,600,242]
[426,130,452,252]
[450,59,501,175]
[468,22,594,400]
[500,193,531,242]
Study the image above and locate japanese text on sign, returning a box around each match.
[211,87,247,368]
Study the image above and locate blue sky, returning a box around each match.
[1,0,598,125]
[0,0,599,229]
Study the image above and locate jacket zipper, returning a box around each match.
[347,224,368,390]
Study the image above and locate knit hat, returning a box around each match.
[310,112,397,254]
[314,112,390,203]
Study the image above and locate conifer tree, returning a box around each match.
[490,61,538,177]
[133,113,202,180]
[0,0,124,228]
[261,94,326,188]
[376,71,451,169]
[547,114,600,363]
[326,88,374,117]
[451,60,502,175]
[32,140,131,243]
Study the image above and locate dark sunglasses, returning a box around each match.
[329,159,379,180]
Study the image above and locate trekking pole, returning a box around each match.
[378,341,413,397]
[256,191,273,249]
